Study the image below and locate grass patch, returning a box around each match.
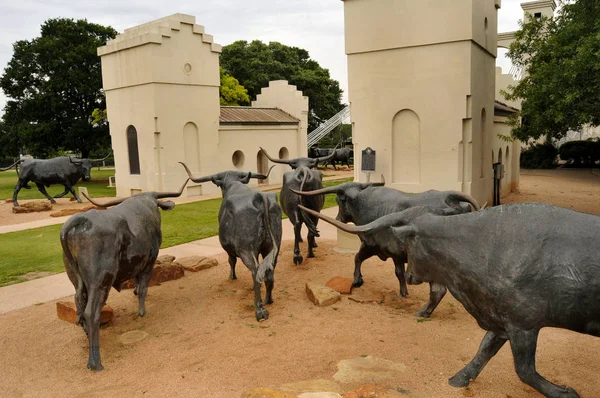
[0,168,116,201]
[0,177,352,286]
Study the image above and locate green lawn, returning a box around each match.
[0,168,116,201]
[0,177,352,286]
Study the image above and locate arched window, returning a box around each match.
[232,150,245,169]
[183,122,200,172]
[127,125,140,175]
[392,109,421,184]
[279,147,289,160]
[498,148,503,164]
[257,150,268,185]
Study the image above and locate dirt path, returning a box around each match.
[0,169,598,397]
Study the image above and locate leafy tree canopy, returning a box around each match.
[504,0,600,142]
[220,40,345,131]
[220,67,250,106]
[0,18,117,158]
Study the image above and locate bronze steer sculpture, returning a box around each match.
[11,153,111,206]
[180,163,282,321]
[293,183,479,318]
[260,147,335,264]
[301,203,600,398]
[60,178,189,371]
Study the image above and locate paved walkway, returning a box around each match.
[0,207,344,315]
[0,174,351,234]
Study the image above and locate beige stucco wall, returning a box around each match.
[344,0,499,206]
[99,15,307,197]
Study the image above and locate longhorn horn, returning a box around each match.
[0,160,21,171]
[445,191,481,211]
[315,144,339,164]
[250,165,276,180]
[260,147,293,166]
[69,156,83,164]
[290,184,344,196]
[179,162,216,183]
[298,205,405,235]
[90,151,112,163]
[155,178,190,199]
[82,191,127,208]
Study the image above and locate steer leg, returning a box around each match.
[393,256,408,297]
[54,185,70,198]
[83,285,109,371]
[12,180,28,206]
[307,232,317,258]
[449,331,507,387]
[135,263,154,317]
[65,182,82,203]
[508,328,580,398]
[416,282,448,318]
[35,182,57,204]
[264,266,275,305]
[293,221,303,265]
[353,243,375,287]
[228,255,238,280]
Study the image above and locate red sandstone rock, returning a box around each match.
[305,282,341,307]
[120,263,185,290]
[56,301,113,325]
[177,255,218,272]
[326,276,354,294]
[12,201,52,213]
[50,206,105,217]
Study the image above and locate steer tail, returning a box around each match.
[60,218,86,324]
[445,191,480,212]
[256,195,279,284]
[298,171,320,238]
[0,159,22,173]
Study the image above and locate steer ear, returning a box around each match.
[157,200,176,211]
[391,225,417,243]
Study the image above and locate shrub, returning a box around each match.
[520,141,558,169]
[558,140,600,165]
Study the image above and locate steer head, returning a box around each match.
[260,146,337,170]
[82,178,189,210]
[291,177,385,223]
[69,152,112,181]
[179,162,274,195]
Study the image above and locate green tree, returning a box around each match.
[503,0,600,142]
[220,40,345,131]
[0,18,117,158]
[220,67,250,106]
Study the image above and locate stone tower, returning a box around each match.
[342,0,500,205]
[98,14,222,197]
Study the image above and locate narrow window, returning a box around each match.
[127,125,141,175]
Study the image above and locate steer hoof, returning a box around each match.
[255,307,269,321]
[293,254,303,265]
[415,309,431,318]
[87,361,104,371]
[307,251,315,258]
[352,279,364,288]
[50,199,57,204]
[76,198,82,203]
[448,372,471,388]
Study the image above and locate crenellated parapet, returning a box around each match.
[98,13,221,57]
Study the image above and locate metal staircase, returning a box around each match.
[307,106,350,148]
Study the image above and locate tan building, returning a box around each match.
[342,0,500,206]
[97,14,308,197]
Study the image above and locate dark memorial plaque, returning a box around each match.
[361,147,376,172]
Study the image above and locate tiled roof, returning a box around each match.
[220,107,299,125]
[494,100,519,116]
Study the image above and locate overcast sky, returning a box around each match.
[0,0,529,116]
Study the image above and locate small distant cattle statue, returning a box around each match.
[180,163,282,321]
[308,147,353,170]
[60,178,189,371]
[260,147,335,264]
[293,182,479,318]
[302,203,600,398]
[11,153,111,206]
